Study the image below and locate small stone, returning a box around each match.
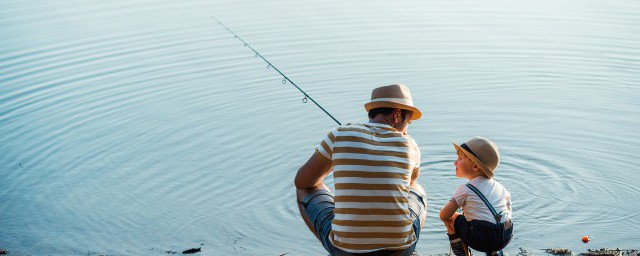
[546,248,572,255]
[182,247,201,254]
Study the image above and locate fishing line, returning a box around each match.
[211,16,342,125]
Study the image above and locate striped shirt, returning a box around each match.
[316,122,421,253]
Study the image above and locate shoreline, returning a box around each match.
[424,248,638,256]
[540,248,638,256]
[1,247,637,256]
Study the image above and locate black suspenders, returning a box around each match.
[466,183,503,224]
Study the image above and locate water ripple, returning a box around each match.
[2,0,640,254]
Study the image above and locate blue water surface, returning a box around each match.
[1,0,639,255]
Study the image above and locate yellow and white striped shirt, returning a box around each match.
[316,122,421,253]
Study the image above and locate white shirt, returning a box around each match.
[451,176,512,223]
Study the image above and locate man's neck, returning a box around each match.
[369,117,406,134]
[369,116,392,126]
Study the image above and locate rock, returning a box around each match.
[518,247,535,256]
[580,248,639,256]
[182,247,201,254]
[546,248,573,255]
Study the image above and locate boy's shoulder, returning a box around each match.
[488,178,510,193]
[482,178,512,200]
[452,183,472,197]
[451,183,473,207]
[466,177,511,196]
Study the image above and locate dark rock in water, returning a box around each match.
[0,249,7,255]
[546,248,573,255]
[581,248,622,256]
[182,247,201,254]
[580,248,639,256]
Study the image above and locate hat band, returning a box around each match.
[369,97,414,106]
[460,143,480,159]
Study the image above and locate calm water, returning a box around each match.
[1,0,639,255]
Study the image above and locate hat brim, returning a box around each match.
[453,143,494,178]
[364,101,422,120]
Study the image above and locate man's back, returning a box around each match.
[316,122,421,253]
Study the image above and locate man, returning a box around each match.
[295,84,427,256]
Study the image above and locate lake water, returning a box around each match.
[1,0,639,255]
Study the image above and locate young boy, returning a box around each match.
[439,137,513,256]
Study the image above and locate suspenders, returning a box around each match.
[465,183,503,224]
[465,183,514,249]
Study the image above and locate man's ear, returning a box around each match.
[394,109,402,122]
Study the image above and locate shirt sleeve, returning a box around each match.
[315,127,338,160]
[412,148,421,177]
[505,191,512,212]
[451,184,468,208]
[415,141,421,173]
[408,136,421,173]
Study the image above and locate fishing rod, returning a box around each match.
[211,16,342,125]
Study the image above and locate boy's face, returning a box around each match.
[454,152,476,179]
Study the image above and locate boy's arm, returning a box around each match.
[439,199,459,221]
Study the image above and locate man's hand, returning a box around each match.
[294,151,332,189]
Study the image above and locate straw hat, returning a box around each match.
[364,84,422,120]
[453,137,500,178]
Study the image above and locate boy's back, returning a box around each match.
[451,176,512,224]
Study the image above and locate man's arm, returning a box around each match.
[294,151,332,189]
[410,167,420,186]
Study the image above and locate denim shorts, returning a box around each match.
[453,215,513,253]
[300,188,427,256]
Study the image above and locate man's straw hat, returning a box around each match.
[364,84,422,120]
[453,137,500,178]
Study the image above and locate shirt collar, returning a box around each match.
[364,122,396,131]
[470,176,489,183]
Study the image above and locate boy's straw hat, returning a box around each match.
[453,137,500,178]
[364,84,422,120]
